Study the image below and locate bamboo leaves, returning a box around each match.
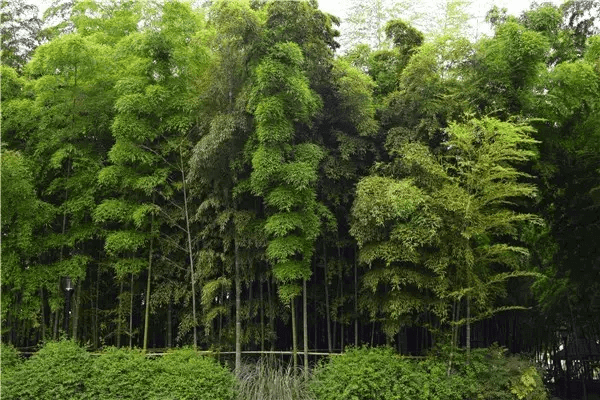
[351,116,542,335]
[249,42,323,303]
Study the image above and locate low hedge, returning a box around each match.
[1,341,235,400]
[150,348,235,400]
[85,346,156,399]
[310,346,424,400]
[310,345,548,400]
[2,340,91,400]
[1,341,546,400]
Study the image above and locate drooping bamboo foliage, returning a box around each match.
[2,1,599,378]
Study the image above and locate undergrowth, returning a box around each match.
[235,356,313,400]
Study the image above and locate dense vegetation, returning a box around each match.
[1,341,547,400]
[1,0,599,398]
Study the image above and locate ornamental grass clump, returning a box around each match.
[236,356,313,400]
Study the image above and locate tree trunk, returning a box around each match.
[338,247,344,353]
[218,288,223,347]
[260,277,265,352]
[568,298,587,400]
[235,239,242,373]
[371,321,375,347]
[303,278,309,378]
[354,245,358,346]
[268,276,275,351]
[181,150,198,350]
[63,289,72,336]
[466,296,471,362]
[129,273,134,348]
[448,300,457,376]
[340,315,344,353]
[324,243,332,353]
[40,288,46,341]
[313,258,318,351]
[95,265,100,349]
[72,281,81,341]
[167,297,173,348]
[53,309,59,340]
[90,296,96,349]
[143,209,154,352]
[117,280,124,347]
[291,298,298,369]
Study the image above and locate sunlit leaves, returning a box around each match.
[536,60,599,123]
[1,150,53,253]
[351,116,542,327]
[248,36,324,302]
[351,176,429,245]
[250,146,283,195]
[264,212,305,237]
[333,60,378,136]
[266,236,310,262]
[105,231,148,255]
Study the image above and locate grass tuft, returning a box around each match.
[235,357,314,400]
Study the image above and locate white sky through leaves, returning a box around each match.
[27,0,564,45]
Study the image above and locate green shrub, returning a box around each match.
[85,346,156,399]
[310,346,424,400]
[422,345,548,400]
[236,357,312,400]
[310,345,547,400]
[1,340,91,400]
[149,348,236,400]
[0,342,22,372]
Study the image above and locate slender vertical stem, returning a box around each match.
[218,287,223,347]
[313,258,317,350]
[181,150,197,350]
[129,272,133,348]
[448,300,457,376]
[63,290,72,336]
[568,297,587,400]
[267,276,275,351]
[260,277,265,353]
[324,243,332,353]
[117,280,123,347]
[95,265,100,349]
[338,245,344,352]
[90,273,96,348]
[303,278,308,378]
[235,239,241,373]
[371,321,375,347]
[40,288,46,341]
[143,205,155,353]
[291,298,298,370]
[53,309,59,340]
[354,245,358,347]
[466,296,471,363]
[167,297,173,348]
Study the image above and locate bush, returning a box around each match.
[236,357,312,400]
[149,348,236,400]
[86,346,156,399]
[310,346,424,400]
[0,342,22,372]
[422,345,548,400]
[310,345,547,400]
[1,340,91,400]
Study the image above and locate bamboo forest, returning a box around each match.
[1,0,599,399]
